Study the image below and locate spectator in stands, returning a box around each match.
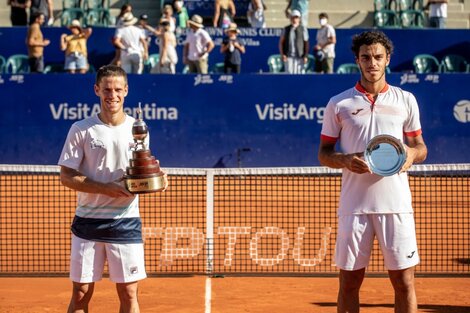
[151,18,178,74]
[60,20,92,74]
[183,14,215,74]
[29,0,53,26]
[278,10,309,74]
[425,0,448,28]
[8,0,31,26]
[220,23,245,74]
[26,12,50,73]
[113,12,148,74]
[111,4,133,66]
[318,30,427,313]
[138,14,156,48]
[213,0,236,29]
[285,0,309,27]
[115,3,132,27]
[247,0,266,28]
[161,4,177,33]
[314,12,336,74]
[173,0,189,31]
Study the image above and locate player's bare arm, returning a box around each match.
[318,139,371,174]
[401,135,428,172]
[60,165,133,197]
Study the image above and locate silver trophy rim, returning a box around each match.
[364,134,407,176]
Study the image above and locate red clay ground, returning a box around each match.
[0,277,469,313]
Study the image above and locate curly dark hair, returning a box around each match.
[351,31,394,58]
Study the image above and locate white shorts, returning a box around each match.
[70,234,147,283]
[334,213,419,271]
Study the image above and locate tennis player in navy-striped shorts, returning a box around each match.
[59,65,166,313]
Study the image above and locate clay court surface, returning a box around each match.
[0,167,468,312]
[1,276,469,313]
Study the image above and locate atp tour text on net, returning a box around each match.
[143,226,332,267]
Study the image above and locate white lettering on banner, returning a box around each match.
[143,226,332,267]
[255,103,325,123]
[9,75,24,84]
[49,103,99,120]
[400,73,420,85]
[194,75,214,86]
[424,74,440,83]
[453,100,470,123]
[259,28,283,37]
[49,102,178,120]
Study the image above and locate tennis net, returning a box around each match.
[0,164,468,276]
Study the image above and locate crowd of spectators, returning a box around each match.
[4,0,462,75]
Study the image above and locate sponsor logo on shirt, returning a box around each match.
[90,139,105,149]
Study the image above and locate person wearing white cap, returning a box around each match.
[113,12,148,74]
[285,0,309,27]
[183,14,215,74]
[60,19,93,74]
[279,9,309,74]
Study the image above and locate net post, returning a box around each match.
[205,170,214,274]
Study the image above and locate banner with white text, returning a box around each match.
[0,73,469,167]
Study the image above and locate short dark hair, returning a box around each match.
[351,31,394,58]
[95,65,128,85]
[319,12,328,19]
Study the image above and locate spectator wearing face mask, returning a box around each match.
[314,12,336,74]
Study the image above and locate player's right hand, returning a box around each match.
[103,181,134,198]
[345,152,371,174]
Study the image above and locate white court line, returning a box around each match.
[205,276,212,313]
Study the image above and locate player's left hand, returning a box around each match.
[160,172,169,192]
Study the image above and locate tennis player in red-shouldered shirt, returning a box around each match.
[318,31,428,313]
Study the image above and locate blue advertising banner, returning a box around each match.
[0,73,468,167]
[1,27,469,74]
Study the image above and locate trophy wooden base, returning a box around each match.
[125,149,166,194]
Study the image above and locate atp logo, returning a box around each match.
[453,100,470,123]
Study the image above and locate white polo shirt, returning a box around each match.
[184,28,212,61]
[316,24,336,58]
[321,82,423,216]
[58,114,148,243]
[115,25,146,56]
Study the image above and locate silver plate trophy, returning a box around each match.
[364,134,407,176]
[125,104,167,193]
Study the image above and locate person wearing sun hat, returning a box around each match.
[113,12,148,74]
[220,22,245,73]
[183,14,214,74]
[60,19,93,74]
